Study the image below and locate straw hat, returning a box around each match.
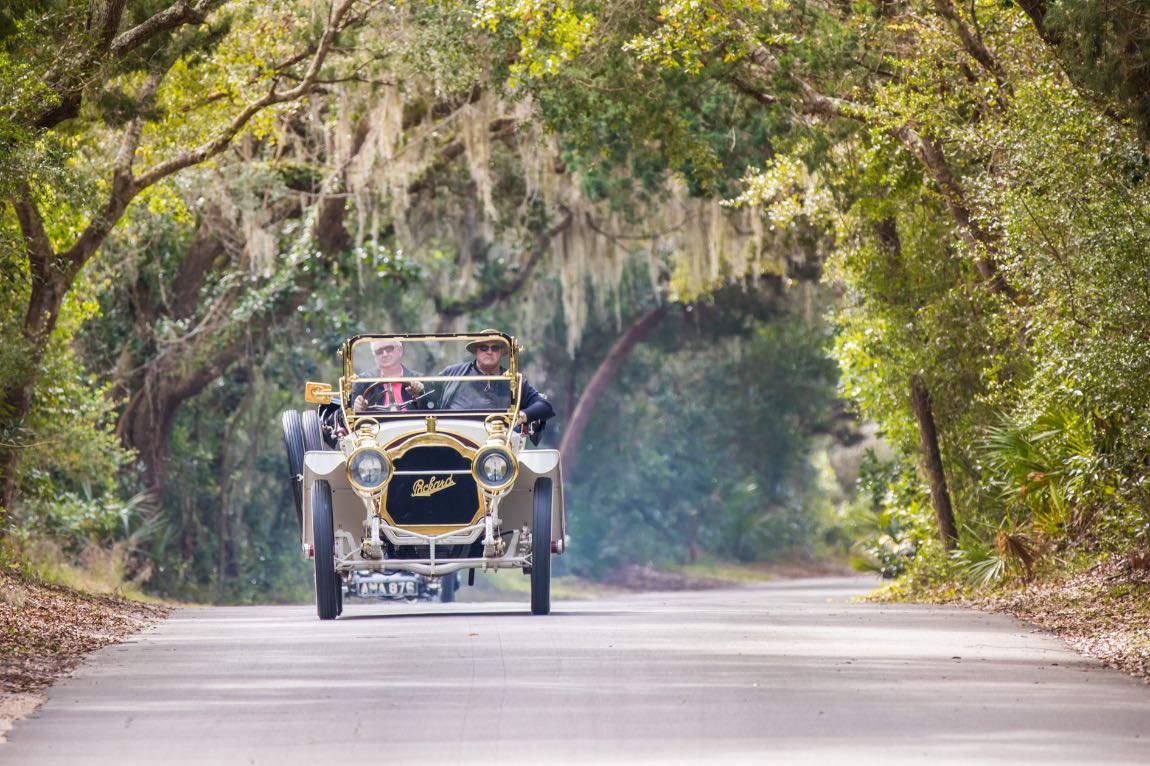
[465,329,510,353]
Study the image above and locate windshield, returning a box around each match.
[342,334,520,418]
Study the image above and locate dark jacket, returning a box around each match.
[430,361,555,441]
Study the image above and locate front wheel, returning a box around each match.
[531,478,553,615]
[312,481,339,620]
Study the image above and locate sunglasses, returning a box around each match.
[372,345,399,355]
[474,344,504,353]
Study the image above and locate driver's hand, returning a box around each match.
[406,379,425,397]
[516,411,527,426]
[353,395,367,411]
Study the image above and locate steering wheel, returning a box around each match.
[357,381,404,412]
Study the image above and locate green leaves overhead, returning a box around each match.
[472,0,1150,574]
[5,0,1150,598]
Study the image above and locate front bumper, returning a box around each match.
[332,522,530,576]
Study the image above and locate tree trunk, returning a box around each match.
[0,192,79,523]
[909,374,959,549]
[559,306,668,476]
[118,327,260,492]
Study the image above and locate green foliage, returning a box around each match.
[562,285,842,575]
[1038,1,1150,142]
[20,491,148,553]
[873,537,968,602]
[952,544,1007,589]
[845,451,931,579]
[143,370,313,604]
[10,0,1150,604]
[1,266,132,525]
[981,408,1115,538]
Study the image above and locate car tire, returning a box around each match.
[531,478,553,616]
[302,409,326,452]
[335,573,344,616]
[280,410,305,537]
[312,480,338,620]
[439,571,457,603]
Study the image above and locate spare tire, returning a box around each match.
[280,410,305,537]
[302,409,326,453]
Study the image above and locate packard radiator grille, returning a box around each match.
[386,446,479,526]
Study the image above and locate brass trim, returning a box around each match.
[484,413,511,439]
[471,444,519,491]
[391,433,477,461]
[376,433,484,530]
[340,333,523,428]
[348,374,512,383]
[425,416,437,434]
[411,475,456,497]
[390,524,483,536]
[385,429,479,451]
[345,447,394,494]
[305,381,334,404]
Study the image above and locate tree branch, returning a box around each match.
[132,0,356,193]
[33,0,224,129]
[742,44,1020,301]
[89,0,130,50]
[559,306,669,476]
[13,185,64,340]
[435,208,573,318]
[108,0,218,59]
[933,0,1010,95]
[890,124,1020,301]
[62,67,169,272]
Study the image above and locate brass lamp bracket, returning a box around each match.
[484,414,511,443]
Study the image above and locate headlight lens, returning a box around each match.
[473,446,517,491]
[348,448,391,493]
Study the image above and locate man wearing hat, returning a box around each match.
[431,330,554,441]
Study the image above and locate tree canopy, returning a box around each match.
[3,0,1149,599]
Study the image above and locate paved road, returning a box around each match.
[3,577,1148,765]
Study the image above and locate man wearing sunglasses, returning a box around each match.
[431,330,554,442]
[351,340,425,413]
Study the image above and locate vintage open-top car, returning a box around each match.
[281,332,565,619]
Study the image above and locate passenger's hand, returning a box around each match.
[406,379,425,397]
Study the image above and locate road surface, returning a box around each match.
[3,577,1147,764]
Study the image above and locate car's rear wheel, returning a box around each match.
[531,478,553,616]
[280,410,305,537]
[312,481,338,620]
[439,571,457,603]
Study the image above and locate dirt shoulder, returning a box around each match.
[960,556,1150,682]
[0,570,170,741]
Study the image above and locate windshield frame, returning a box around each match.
[340,332,521,421]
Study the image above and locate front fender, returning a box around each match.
[510,449,565,548]
[301,451,363,551]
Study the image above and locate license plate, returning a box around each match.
[385,581,416,596]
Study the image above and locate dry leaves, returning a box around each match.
[964,556,1150,681]
[0,571,169,696]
